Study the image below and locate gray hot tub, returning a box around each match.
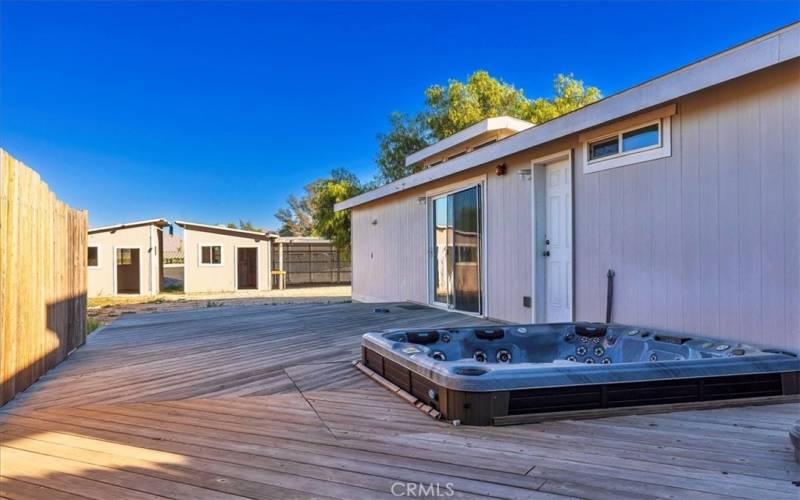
[361,323,800,425]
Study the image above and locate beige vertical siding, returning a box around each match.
[88,225,160,297]
[351,140,570,323]
[574,61,799,349]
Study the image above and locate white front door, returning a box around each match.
[544,159,572,322]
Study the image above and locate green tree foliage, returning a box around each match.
[274,195,314,236]
[375,112,431,184]
[281,71,601,252]
[376,71,601,183]
[275,169,364,252]
[226,220,260,231]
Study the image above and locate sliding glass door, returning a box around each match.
[430,184,482,314]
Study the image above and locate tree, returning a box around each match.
[226,220,260,231]
[529,73,602,124]
[375,112,431,184]
[375,71,601,183]
[307,169,364,252]
[425,70,535,140]
[274,195,314,236]
[275,168,364,252]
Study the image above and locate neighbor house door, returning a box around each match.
[543,158,572,322]
[116,248,141,294]
[237,247,258,290]
[430,184,482,315]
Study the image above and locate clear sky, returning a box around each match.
[1,1,797,230]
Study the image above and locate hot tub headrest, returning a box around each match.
[475,329,505,341]
[406,331,440,345]
[576,323,608,338]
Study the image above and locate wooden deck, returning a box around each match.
[1,302,798,499]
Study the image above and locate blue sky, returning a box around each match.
[1,2,797,230]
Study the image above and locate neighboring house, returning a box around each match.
[335,24,799,349]
[176,221,276,293]
[88,219,170,297]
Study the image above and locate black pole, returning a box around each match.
[606,269,615,324]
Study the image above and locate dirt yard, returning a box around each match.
[88,285,351,328]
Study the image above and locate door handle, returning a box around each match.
[543,250,551,257]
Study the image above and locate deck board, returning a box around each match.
[1,302,798,499]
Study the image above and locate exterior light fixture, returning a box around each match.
[495,163,507,176]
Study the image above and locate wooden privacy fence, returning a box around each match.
[1,149,88,406]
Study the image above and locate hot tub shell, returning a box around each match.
[361,323,800,425]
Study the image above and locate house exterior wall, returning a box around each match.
[574,60,799,349]
[350,61,799,349]
[183,227,272,293]
[88,225,162,297]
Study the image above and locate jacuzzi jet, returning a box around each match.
[576,346,588,356]
[594,346,605,357]
[649,353,658,362]
[474,350,488,363]
[441,334,451,343]
[432,351,447,361]
[585,358,595,364]
[566,355,577,361]
[496,349,512,363]
[602,358,612,364]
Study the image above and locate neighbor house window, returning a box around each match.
[88,246,99,268]
[583,117,671,174]
[200,245,222,265]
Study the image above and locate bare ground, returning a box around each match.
[88,285,352,327]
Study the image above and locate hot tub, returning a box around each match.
[361,323,800,425]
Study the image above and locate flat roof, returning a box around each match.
[174,220,277,238]
[88,218,170,234]
[405,116,534,167]
[336,22,799,211]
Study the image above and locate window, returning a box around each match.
[588,136,619,161]
[200,245,223,265]
[588,121,661,163]
[118,249,135,265]
[88,246,99,267]
[622,123,659,152]
[583,117,671,174]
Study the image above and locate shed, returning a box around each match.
[335,24,800,350]
[176,221,276,293]
[87,218,170,297]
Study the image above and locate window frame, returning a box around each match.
[583,117,672,174]
[198,243,224,267]
[88,245,101,268]
[587,119,662,164]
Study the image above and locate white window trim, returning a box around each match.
[583,117,672,174]
[88,245,101,269]
[198,243,224,267]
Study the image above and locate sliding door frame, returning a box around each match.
[426,175,488,317]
